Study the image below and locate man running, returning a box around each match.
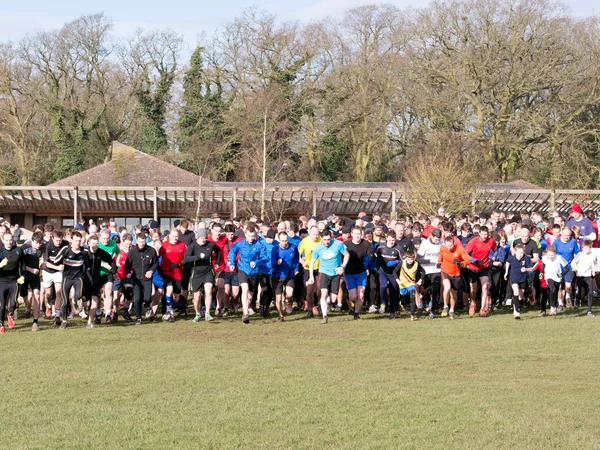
[0,232,23,333]
[83,235,117,329]
[182,229,220,322]
[465,226,497,317]
[343,226,373,320]
[216,224,242,315]
[437,236,471,319]
[375,230,402,316]
[98,229,120,324]
[114,234,134,321]
[298,225,321,318]
[61,231,86,329]
[228,225,269,324]
[553,227,579,309]
[308,230,350,324]
[271,231,299,321]
[159,228,187,322]
[125,233,159,325]
[19,231,44,331]
[41,230,69,324]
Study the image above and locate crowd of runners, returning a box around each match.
[0,203,598,333]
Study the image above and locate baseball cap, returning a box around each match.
[266,229,276,239]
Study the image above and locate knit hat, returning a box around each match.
[571,204,583,214]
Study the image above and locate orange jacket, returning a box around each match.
[438,245,471,277]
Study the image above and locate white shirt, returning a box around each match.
[417,238,442,274]
[572,251,599,277]
[542,255,568,283]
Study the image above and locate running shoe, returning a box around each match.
[216,309,223,318]
[286,304,293,315]
[24,310,31,319]
[513,311,521,320]
[305,310,314,319]
[247,308,255,316]
[45,307,52,318]
[68,313,75,319]
[549,307,557,316]
[222,308,230,317]
[558,304,564,312]
[205,312,214,322]
[7,314,15,329]
[193,314,202,323]
[54,315,62,326]
[86,322,95,329]
[429,312,435,319]
[31,323,38,332]
[479,309,487,317]
[167,313,175,323]
[135,319,142,325]
[277,316,285,322]
[389,313,395,320]
[60,320,68,329]
[105,314,113,325]
[353,312,360,320]
[379,304,386,314]
[410,315,418,321]
[441,306,449,317]
[588,311,595,317]
[94,316,101,325]
[292,301,298,310]
[312,306,319,316]
[449,311,456,320]
[242,315,250,324]
[505,298,512,306]
[79,310,88,320]
[417,304,423,314]
[320,316,328,324]
[368,305,378,314]
[0,325,4,334]
[161,312,171,322]
[123,310,133,322]
[539,311,546,317]
[469,302,476,317]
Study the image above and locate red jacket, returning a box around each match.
[159,241,187,280]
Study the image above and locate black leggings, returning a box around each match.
[367,271,379,307]
[577,276,594,313]
[379,272,399,314]
[0,281,17,325]
[259,274,273,309]
[62,277,83,320]
[133,279,152,319]
[547,279,561,310]
[402,290,418,315]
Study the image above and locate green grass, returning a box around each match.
[3,307,600,449]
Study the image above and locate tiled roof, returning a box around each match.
[50,142,202,188]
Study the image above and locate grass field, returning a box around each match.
[3,306,600,449]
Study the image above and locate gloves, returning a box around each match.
[386,260,400,267]
[170,263,181,269]
[453,259,463,267]
[0,258,8,268]
[473,259,483,265]
[17,276,24,285]
[436,263,442,269]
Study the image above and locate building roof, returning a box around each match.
[50,142,202,188]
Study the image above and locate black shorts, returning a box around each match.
[510,280,528,291]
[467,268,490,284]
[163,275,182,294]
[441,272,462,292]
[238,271,258,292]
[219,271,239,287]
[319,273,340,295]
[274,276,295,295]
[90,278,104,298]
[191,272,215,292]
[19,275,41,297]
[303,269,318,283]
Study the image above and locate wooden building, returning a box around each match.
[0,142,593,230]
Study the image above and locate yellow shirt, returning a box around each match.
[298,236,322,270]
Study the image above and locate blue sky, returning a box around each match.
[1,0,598,50]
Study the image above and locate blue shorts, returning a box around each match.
[563,269,575,284]
[345,272,367,291]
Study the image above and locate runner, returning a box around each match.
[177,219,196,315]
[437,236,471,319]
[159,228,187,322]
[571,240,598,315]
[83,235,117,329]
[553,227,579,309]
[504,244,534,319]
[61,231,86,328]
[182,229,220,322]
[375,230,402,317]
[41,230,69,325]
[395,250,426,321]
[114,233,134,321]
[98,229,120,324]
[343,226,373,320]
[19,231,44,331]
[417,229,442,316]
[298,225,321,318]
[125,233,159,325]
[541,245,569,316]
[257,229,276,317]
[465,226,497,317]
[216,224,242,315]
[271,231,299,321]
[207,222,228,315]
[0,232,23,333]
[228,225,269,324]
[308,229,349,324]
